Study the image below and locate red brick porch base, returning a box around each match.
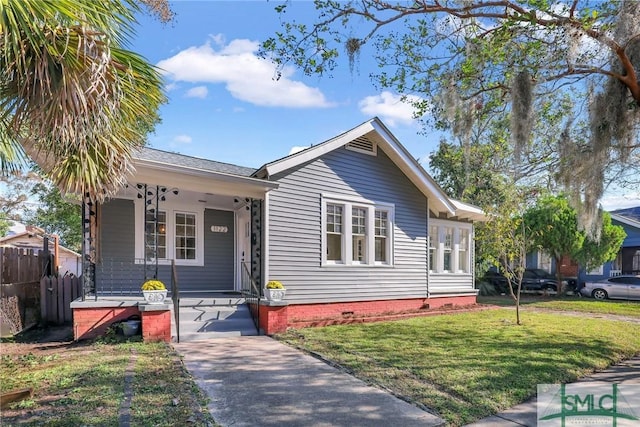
[70,297,172,342]
[257,294,477,335]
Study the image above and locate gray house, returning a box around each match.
[92,118,484,333]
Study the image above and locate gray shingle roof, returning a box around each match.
[612,206,640,222]
[135,147,256,177]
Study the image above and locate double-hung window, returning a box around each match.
[323,196,393,266]
[352,207,367,263]
[175,212,197,260]
[374,210,389,263]
[145,210,167,260]
[443,227,453,272]
[429,220,472,274]
[326,204,344,262]
[135,200,204,266]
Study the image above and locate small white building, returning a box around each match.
[0,224,81,277]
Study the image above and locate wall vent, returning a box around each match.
[345,136,377,155]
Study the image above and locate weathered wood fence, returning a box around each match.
[0,247,81,335]
[40,275,82,325]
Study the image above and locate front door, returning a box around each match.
[236,206,252,291]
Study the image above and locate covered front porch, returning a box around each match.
[80,148,278,297]
[72,148,277,341]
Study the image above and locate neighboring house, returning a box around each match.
[525,210,640,285]
[83,117,485,334]
[578,212,640,283]
[0,225,81,276]
[525,251,579,280]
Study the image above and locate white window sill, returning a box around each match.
[135,259,204,267]
[322,263,395,268]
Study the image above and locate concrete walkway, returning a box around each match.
[173,336,444,427]
[466,356,640,426]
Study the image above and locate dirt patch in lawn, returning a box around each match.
[1,325,215,426]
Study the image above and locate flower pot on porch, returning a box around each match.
[264,288,286,301]
[143,290,168,304]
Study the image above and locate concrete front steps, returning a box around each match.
[173,295,259,342]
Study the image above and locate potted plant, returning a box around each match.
[141,279,168,304]
[264,280,286,302]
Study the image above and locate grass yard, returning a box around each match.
[275,309,640,426]
[0,327,215,426]
[478,294,640,317]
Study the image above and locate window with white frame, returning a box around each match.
[538,251,552,273]
[459,228,469,273]
[352,207,367,263]
[145,210,167,259]
[374,210,389,263]
[429,225,437,272]
[175,212,197,260]
[429,220,472,274]
[326,204,343,262]
[135,200,204,266]
[587,264,603,275]
[443,227,453,272]
[322,196,393,266]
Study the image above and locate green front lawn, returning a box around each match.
[478,295,640,317]
[276,309,640,426]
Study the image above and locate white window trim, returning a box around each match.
[429,219,472,274]
[537,250,554,273]
[321,194,394,267]
[134,199,205,266]
[587,265,604,275]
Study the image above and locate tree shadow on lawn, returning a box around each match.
[284,314,640,425]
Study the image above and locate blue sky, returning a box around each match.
[129,1,639,210]
[130,1,434,168]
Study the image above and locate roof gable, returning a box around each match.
[0,233,80,256]
[256,117,483,220]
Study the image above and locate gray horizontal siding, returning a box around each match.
[428,274,475,294]
[97,199,234,293]
[267,146,428,303]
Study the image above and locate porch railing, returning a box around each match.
[610,269,622,277]
[241,262,261,335]
[92,257,173,296]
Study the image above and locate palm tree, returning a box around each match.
[0,0,166,201]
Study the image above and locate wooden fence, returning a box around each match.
[40,276,82,325]
[0,247,80,335]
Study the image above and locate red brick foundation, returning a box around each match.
[257,295,477,335]
[73,307,139,341]
[140,308,172,342]
[71,300,172,343]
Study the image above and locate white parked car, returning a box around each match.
[580,275,640,300]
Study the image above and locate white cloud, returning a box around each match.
[186,86,208,99]
[173,134,193,144]
[358,91,424,127]
[600,192,640,211]
[157,37,332,108]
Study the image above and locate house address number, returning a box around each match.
[210,225,228,233]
